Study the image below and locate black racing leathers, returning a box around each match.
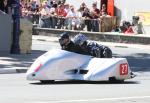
[59,40,112,58]
[83,42,112,58]
[60,41,84,54]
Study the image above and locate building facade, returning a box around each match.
[114,0,150,34]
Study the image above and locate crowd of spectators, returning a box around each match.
[111,16,144,34]
[0,0,143,34]
[19,0,109,32]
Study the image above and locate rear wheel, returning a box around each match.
[40,80,54,84]
[109,77,124,83]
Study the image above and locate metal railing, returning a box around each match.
[25,13,117,32]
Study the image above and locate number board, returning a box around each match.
[120,63,128,75]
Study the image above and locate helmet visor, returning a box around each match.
[59,38,69,46]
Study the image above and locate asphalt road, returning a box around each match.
[0,73,150,103]
[0,35,150,103]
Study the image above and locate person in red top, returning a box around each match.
[57,4,67,17]
[56,4,67,29]
[125,26,134,34]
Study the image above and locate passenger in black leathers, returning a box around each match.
[73,34,112,58]
[59,32,84,54]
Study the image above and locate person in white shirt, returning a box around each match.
[39,1,51,28]
[66,6,77,30]
[63,3,70,29]
[76,7,85,30]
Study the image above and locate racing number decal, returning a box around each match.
[120,63,128,75]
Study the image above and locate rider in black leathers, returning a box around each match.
[59,32,84,54]
[73,33,112,58]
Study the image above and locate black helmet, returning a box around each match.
[60,32,69,40]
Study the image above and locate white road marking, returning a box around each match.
[27,96,150,103]
[50,96,150,103]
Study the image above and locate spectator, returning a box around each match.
[49,1,58,28]
[111,25,121,32]
[80,2,86,12]
[46,0,52,8]
[22,4,27,17]
[31,0,37,12]
[0,0,9,14]
[35,0,41,6]
[56,4,67,29]
[20,0,25,17]
[124,16,144,34]
[66,6,77,30]
[132,16,144,34]
[39,1,51,28]
[82,7,92,31]
[100,4,107,16]
[91,2,100,32]
[64,3,70,13]
[61,0,66,4]
[58,0,65,5]
[32,5,40,24]
[120,20,131,33]
[64,3,70,29]
[125,26,134,34]
[76,7,85,30]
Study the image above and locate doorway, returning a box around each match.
[101,0,108,10]
[101,0,114,16]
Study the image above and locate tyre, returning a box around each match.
[40,80,54,84]
[109,77,124,83]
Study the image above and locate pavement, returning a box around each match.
[0,35,150,74]
[0,52,35,74]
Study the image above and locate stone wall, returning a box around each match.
[33,27,150,45]
[20,18,32,54]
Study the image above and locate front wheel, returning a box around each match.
[40,80,54,84]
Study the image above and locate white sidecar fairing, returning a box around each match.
[26,49,133,81]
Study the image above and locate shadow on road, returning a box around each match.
[30,80,139,85]
[114,53,150,72]
[0,50,46,69]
